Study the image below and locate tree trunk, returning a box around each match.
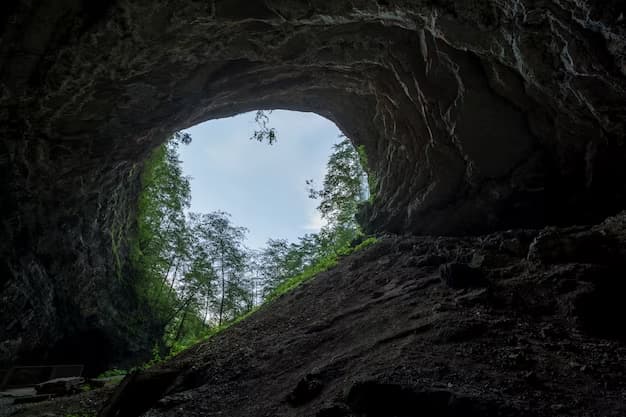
[218,248,225,326]
[174,304,190,342]
[203,286,210,324]
[156,257,179,302]
[163,295,193,327]
[168,260,181,293]
[252,273,256,307]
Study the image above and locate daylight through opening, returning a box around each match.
[134,110,372,354]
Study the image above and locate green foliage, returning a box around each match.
[307,137,369,231]
[250,110,277,145]
[131,133,254,356]
[265,236,377,302]
[132,136,192,322]
[186,211,250,326]
[97,368,128,378]
[131,134,202,352]
[357,144,378,201]
[256,136,375,303]
[351,236,378,252]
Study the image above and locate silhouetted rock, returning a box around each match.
[1,0,625,377]
[287,373,325,406]
[440,263,485,289]
[35,377,85,396]
[85,214,625,417]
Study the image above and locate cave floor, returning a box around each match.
[8,213,626,417]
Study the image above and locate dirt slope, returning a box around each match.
[93,212,626,417]
[14,213,626,417]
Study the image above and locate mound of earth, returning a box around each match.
[9,213,626,417]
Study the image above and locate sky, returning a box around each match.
[179,110,343,250]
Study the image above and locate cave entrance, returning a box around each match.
[136,109,370,358]
[179,110,361,249]
[2,0,624,383]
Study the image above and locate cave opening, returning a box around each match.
[124,109,372,368]
[178,109,368,250]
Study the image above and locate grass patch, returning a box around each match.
[97,368,128,378]
[165,304,264,358]
[265,236,378,302]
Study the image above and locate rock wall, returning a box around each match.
[1,0,625,369]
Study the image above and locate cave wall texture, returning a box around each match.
[1,0,625,371]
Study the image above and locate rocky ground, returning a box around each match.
[9,212,626,417]
[1,386,113,417]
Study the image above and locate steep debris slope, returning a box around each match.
[1,0,626,369]
[96,213,626,417]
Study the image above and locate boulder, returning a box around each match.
[35,377,85,396]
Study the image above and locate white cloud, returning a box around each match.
[302,210,327,231]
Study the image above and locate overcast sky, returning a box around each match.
[179,110,343,250]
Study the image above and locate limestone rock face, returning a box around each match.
[0,1,625,369]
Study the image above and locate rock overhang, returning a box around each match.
[0,0,625,369]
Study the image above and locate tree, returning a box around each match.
[246,250,264,307]
[132,132,263,354]
[250,110,277,145]
[307,136,369,248]
[133,134,192,316]
[189,211,249,326]
[257,239,290,296]
[250,136,372,304]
